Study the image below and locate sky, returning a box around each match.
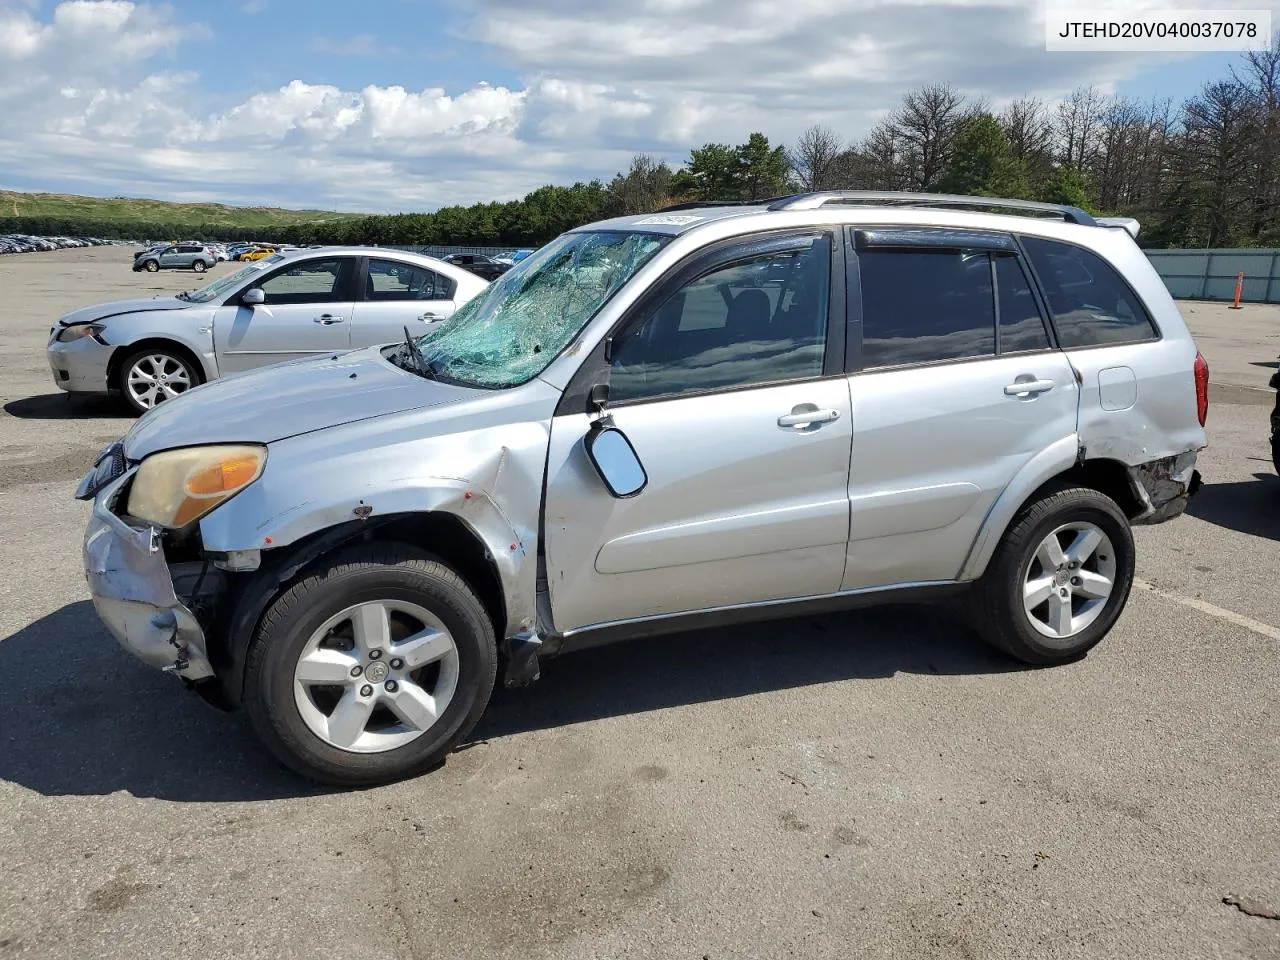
[0,0,1275,213]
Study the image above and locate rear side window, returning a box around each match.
[859,249,995,368]
[1021,237,1157,347]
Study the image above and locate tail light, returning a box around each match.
[1193,350,1209,427]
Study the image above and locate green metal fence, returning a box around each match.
[1146,248,1280,304]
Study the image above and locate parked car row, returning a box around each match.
[1,234,117,255]
[65,192,1207,786]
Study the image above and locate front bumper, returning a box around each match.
[82,471,213,680]
[48,334,113,393]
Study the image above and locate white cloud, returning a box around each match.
[0,0,1266,213]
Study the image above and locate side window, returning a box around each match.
[859,249,995,368]
[367,259,448,301]
[1021,237,1157,347]
[996,256,1051,353]
[259,259,348,305]
[609,236,831,403]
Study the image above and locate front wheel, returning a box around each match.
[144,260,159,272]
[243,544,497,785]
[117,346,199,414]
[972,485,1135,665]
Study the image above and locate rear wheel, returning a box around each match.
[972,485,1135,665]
[243,543,497,785]
[117,346,199,414]
[193,260,206,273]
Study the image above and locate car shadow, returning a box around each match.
[1185,473,1280,542]
[3,393,131,420]
[472,603,1020,741]
[1249,360,1278,369]
[0,599,1020,801]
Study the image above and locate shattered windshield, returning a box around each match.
[416,230,668,388]
[182,262,269,303]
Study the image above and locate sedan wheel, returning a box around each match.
[293,600,461,753]
[119,349,197,414]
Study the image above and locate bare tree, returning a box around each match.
[1055,86,1107,168]
[788,124,845,191]
[1232,30,1280,238]
[841,119,909,190]
[1179,80,1257,245]
[1001,96,1054,183]
[892,83,968,189]
[607,155,674,215]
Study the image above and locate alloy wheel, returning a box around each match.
[126,353,193,408]
[1022,521,1117,641]
[292,600,460,753]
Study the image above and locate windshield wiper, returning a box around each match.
[175,291,192,301]
[402,326,436,380]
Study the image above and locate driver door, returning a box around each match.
[213,257,356,373]
[542,230,852,634]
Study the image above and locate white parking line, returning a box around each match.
[1133,578,1280,641]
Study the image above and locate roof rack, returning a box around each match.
[766,191,1097,226]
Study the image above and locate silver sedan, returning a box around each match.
[48,246,489,413]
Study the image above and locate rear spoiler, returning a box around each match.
[1096,217,1140,239]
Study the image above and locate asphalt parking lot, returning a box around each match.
[1,246,1278,960]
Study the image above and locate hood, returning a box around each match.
[124,346,478,459]
[59,296,192,325]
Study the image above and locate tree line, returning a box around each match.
[4,35,1276,249]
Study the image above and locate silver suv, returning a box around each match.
[133,243,217,273]
[77,192,1208,784]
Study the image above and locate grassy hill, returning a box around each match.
[0,189,366,240]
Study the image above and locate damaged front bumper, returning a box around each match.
[83,471,213,680]
[1129,450,1203,524]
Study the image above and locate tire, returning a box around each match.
[243,543,497,785]
[1272,434,1280,477]
[193,260,206,273]
[144,260,159,272]
[972,485,1135,665]
[116,346,200,414]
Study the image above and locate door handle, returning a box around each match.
[314,314,345,324]
[419,312,439,321]
[778,407,841,428]
[1004,378,1055,396]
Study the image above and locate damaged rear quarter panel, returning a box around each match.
[197,378,562,637]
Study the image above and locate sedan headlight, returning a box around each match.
[127,444,267,528]
[56,322,104,343]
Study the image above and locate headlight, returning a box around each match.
[56,323,104,343]
[127,444,266,528]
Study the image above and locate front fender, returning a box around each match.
[103,312,218,382]
[197,416,552,639]
[957,434,1080,582]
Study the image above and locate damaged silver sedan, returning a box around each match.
[78,192,1208,785]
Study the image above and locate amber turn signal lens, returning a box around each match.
[186,455,263,496]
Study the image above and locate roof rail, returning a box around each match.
[657,196,791,212]
[766,191,1097,226]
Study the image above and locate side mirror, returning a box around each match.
[585,423,647,498]
[241,287,265,306]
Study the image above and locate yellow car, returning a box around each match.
[239,247,277,261]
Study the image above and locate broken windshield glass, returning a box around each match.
[417,230,669,388]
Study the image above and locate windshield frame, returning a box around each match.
[413,229,671,391]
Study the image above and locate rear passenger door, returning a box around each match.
[842,228,1079,590]
[350,258,458,347]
